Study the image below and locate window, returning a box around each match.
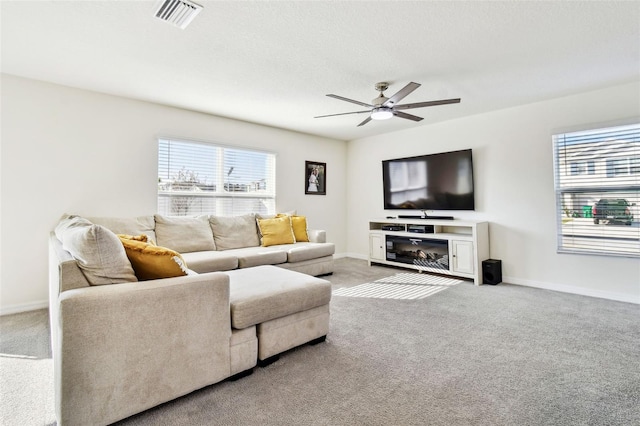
[553,123,639,257]
[570,161,595,176]
[158,138,276,216]
[606,156,640,177]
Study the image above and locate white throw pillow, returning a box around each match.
[87,215,157,243]
[209,214,260,250]
[154,214,216,253]
[55,215,137,285]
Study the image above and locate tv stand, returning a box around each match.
[368,218,489,285]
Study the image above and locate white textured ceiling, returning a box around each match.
[2,1,639,141]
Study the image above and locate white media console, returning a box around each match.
[368,218,489,285]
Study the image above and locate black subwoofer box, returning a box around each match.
[482,259,502,285]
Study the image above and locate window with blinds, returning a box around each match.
[158,138,276,217]
[553,123,640,257]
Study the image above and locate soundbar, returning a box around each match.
[397,215,454,220]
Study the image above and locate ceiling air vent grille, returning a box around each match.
[155,0,203,29]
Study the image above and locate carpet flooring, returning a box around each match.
[333,272,463,300]
[1,258,639,425]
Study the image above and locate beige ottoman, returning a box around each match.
[226,265,332,364]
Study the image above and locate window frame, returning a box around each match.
[553,123,639,258]
[157,137,277,217]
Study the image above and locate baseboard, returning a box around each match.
[333,253,353,259]
[337,252,367,260]
[0,300,49,316]
[504,276,639,305]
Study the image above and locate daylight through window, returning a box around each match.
[158,138,276,216]
[553,123,640,257]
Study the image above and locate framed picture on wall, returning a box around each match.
[305,161,326,195]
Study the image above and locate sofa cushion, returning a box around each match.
[55,215,137,285]
[231,246,288,268]
[277,255,334,277]
[87,215,156,243]
[209,214,260,250]
[154,215,216,253]
[118,235,188,281]
[257,216,295,247]
[227,266,332,329]
[271,242,336,263]
[292,243,335,263]
[180,250,239,273]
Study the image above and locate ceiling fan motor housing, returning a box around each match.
[375,82,389,92]
[372,95,389,106]
[373,82,389,106]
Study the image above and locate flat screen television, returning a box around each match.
[382,149,475,211]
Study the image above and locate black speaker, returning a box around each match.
[482,259,502,285]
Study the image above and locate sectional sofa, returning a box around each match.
[49,213,335,425]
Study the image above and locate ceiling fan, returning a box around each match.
[314,82,461,127]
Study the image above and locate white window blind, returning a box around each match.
[553,123,640,257]
[158,138,276,216]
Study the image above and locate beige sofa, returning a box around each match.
[92,213,335,278]
[49,213,334,425]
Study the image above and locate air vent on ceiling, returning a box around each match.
[155,0,203,29]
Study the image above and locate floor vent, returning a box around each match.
[154,0,203,29]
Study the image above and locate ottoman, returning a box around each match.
[226,265,332,363]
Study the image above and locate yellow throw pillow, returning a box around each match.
[277,214,309,242]
[118,235,188,281]
[257,216,295,247]
[120,234,149,243]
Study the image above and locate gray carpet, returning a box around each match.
[1,258,639,425]
[333,272,463,299]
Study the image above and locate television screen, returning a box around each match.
[382,149,475,211]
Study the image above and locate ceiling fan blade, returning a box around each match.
[394,98,461,110]
[327,94,373,108]
[382,82,421,107]
[314,110,371,119]
[393,111,424,122]
[357,116,372,127]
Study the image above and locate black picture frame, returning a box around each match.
[305,161,326,195]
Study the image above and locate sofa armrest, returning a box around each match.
[49,232,90,294]
[53,272,232,426]
[307,229,326,243]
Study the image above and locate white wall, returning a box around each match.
[0,74,347,314]
[2,75,638,313]
[346,81,640,304]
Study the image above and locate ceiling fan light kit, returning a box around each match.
[371,107,393,120]
[315,81,461,127]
